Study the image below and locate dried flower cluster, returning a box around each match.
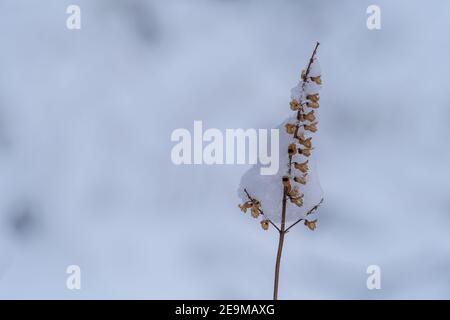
[236,42,324,300]
[238,198,261,218]
[282,43,323,230]
[238,42,323,232]
[239,189,273,232]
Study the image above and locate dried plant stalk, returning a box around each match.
[239,42,324,300]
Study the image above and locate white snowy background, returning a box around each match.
[0,0,449,299]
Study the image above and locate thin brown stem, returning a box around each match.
[273,188,288,300]
[284,219,304,234]
[288,156,293,175]
[296,42,320,125]
[303,42,320,85]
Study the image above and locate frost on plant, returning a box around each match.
[236,42,324,300]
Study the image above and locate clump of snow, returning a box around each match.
[238,58,323,223]
[237,117,323,223]
[308,58,321,77]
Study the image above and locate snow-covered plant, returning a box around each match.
[238,42,324,300]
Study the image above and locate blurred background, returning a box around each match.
[0,0,449,299]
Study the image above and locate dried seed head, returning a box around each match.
[289,189,304,202]
[288,186,300,198]
[310,76,322,85]
[307,101,320,109]
[299,148,312,157]
[294,175,307,185]
[290,99,300,111]
[291,197,303,207]
[251,206,260,218]
[238,202,253,213]
[306,94,320,102]
[303,110,316,122]
[294,160,309,173]
[298,136,312,149]
[304,219,318,231]
[304,122,318,133]
[285,123,297,134]
[287,143,297,156]
[260,220,269,230]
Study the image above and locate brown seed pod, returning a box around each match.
[287,143,297,156]
[307,101,320,109]
[260,220,269,230]
[289,188,304,201]
[288,186,300,198]
[290,99,300,111]
[303,110,316,122]
[291,197,303,207]
[310,76,322,85]
[294,175,307,185]
[238,201,253,213]
[306,94,320,102]
[304,122,318,133]
[251,206,260,218]
[304,219,317,231]
[294,160,309,173]
[299,148,312,157]
[285,123,297,134]
[298,136,312,149]
[299,113,304,122]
